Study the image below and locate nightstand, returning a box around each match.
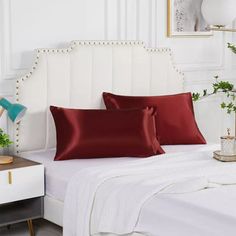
[0,156,44,236]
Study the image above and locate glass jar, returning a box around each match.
[221,136,236,155]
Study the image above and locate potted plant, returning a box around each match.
[0,128,13,164]
[193,43,236,119]
[0,128,12,149]
[192,43,236,157]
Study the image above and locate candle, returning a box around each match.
[221,129,236,155]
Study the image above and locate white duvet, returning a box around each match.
[63,150,236,236]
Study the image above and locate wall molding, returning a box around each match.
[104,0,225,72]
[0,0,27,80]
[176,32,226,71]
[0,79,14,96]
[0,0,234,82]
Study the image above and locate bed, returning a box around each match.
[12,40,236,236]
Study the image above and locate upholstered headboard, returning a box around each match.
[14,40,184,153]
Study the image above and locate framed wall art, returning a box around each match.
[167,0,213,37]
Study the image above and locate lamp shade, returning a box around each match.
[0,98,27,123]
[201,0,236,26]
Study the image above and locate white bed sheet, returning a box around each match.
[137,185,236,236]
[22,143,236,236]
[22,144,218,202]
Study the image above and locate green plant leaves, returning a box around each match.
[193,79,236,114]
[192,93,200,102]
[228,43,236,54]
[213,81,234,93]
[0,128,13,148]
[193,43,236,115]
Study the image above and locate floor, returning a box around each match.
[0,219,62,236]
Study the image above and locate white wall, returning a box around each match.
[0,0,236,142]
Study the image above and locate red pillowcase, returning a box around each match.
[103,92,206,145]
[50,106,164,160]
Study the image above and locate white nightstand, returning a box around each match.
[0,156,44,236]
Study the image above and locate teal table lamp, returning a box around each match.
[0,97,27,123]
[0,97,27,164]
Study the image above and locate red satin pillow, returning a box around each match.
[50,106,164,160]
[103,92,206,145]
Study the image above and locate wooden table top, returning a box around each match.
[0,156,41,171]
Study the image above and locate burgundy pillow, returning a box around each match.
[50,106,164,160]
[103,92,206,145]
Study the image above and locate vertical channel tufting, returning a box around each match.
[111,45,114,94]
[46,52,71,149]
[148,48,153,95]
[90,45,94,108]
[14,41,184,153]
[151,51,168,95]
[70,44,93,108]
[131,44,134,95]
[91,44,113,108]
[45,53,49,150]
[68,50,72,107]
[132,44,150,95]
[112,44,132,95]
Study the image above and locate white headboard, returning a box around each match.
[14,40,184,153]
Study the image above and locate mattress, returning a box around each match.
[22,144,219,202]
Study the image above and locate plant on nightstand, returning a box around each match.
[193,76,236,137]
[0,128,13,164]
[192,76,236,157]
[193,42,236,134]
[192,43,236,158]
[0,128,13,149]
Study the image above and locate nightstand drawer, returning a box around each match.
[0,165,44,204]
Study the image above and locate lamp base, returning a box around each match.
[0,156,13,164]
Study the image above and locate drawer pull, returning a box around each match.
[8,171,12,184]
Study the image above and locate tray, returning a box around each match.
[0,156,13,165]
[213,150,236,162]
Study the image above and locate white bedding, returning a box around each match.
[22,144,216,201]
[62,147,236,236]
[22,143,236,236]
[137,185,236,236]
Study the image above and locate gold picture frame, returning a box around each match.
[167,0,213,37]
